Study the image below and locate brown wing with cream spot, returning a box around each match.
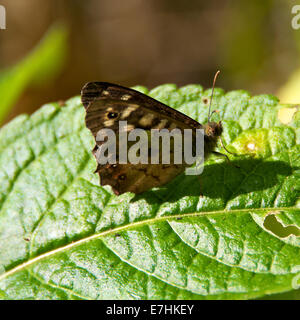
[81,82,203,130]
[99,163,185,195]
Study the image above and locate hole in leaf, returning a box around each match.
[263,214,300,238]
[292,273,300,290]
[278,107,297,124]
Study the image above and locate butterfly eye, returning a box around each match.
[107,112,119,119]
[118,174,126,181]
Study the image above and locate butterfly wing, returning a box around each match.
[81,82,203,195]
[98,163,184,195]
[82,82,201,129]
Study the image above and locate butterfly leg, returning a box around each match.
[197,176,204,197]
[212,151,240,169]
[219,137,239,156]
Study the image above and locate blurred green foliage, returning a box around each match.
[219,0,300,101]
[0,24,68,124]
[277,1,300,103]
[278,68,300,103]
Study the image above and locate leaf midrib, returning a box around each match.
[0,206,296,282]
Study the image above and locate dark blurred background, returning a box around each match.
[0,0,299,124]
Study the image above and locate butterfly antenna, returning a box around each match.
[208,70,221,122]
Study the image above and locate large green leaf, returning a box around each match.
[0,24,68,124]
[0,85,299,300]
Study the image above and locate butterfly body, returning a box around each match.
[81,82,223,195]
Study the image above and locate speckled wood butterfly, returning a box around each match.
[81,72,228,195]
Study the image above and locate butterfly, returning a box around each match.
[81,72,230,195]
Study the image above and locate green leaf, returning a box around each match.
[0,24,68,124]
[0,85,299,300]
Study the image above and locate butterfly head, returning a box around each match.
[204,121,223,138]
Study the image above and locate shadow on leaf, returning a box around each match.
[132,158,297,205]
